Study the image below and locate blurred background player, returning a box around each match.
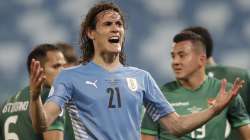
[0,44,66,140]
[183,26,250,140]
[56,42,79,67]
[141,31,250,140]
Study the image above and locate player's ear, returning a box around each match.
[86,28,95,40]
[199,53,206,65]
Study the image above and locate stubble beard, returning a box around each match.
[100,51,119,64]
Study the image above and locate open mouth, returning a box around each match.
[174,68,182,72]
[108,36,120,43]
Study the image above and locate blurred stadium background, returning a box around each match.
[0,0,249,104]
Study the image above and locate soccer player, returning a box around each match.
[56,42,79,67]
[0,44,66,140]
[182,26,250,140]
[141,31,250,140]
[29,2,244,140]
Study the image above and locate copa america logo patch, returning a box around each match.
[126,77,138,92]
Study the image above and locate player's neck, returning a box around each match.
[92,54,122,71]
[179,70,206,90]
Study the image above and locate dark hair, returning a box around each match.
[80,1,126,64]
[56,42,79,65]
[182,26,213,58]
[27,44,60,74]
[173,31,206,54]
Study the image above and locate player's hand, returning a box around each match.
[209,78,244,115]
[29,59,46,100]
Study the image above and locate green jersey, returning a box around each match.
[141,77,250,140]
[206,64,250,140]
[206,64,250,114]
[64,109,75,140]
[0,86,64,140]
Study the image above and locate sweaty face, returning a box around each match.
[89,10,125,54]
[43,51,66,86]
[171,41,202,80]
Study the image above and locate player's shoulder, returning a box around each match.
[207,76,234,91]
[57,64,84,79]
[207,76,221,83]
[0,86,29,117]
[208,64,248,76]
[161,81,179,92]
[122,65,150,75]
[62,64,82,73]
[5,86,29,103]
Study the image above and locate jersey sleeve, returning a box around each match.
[245,70,250,114]
[46,71,73,110]
[143,72,175,122]
[141,112,159,136]
[227,94,250,128]
[47,114,65,131]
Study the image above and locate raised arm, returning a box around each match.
[29,59,61,133]
[159,78,244,137]
[43,130,64,140]
[141,134,157,140]
[237,124,250,140]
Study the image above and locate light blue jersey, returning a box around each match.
[47,62,174,140]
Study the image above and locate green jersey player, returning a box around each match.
[184,26,250,140]
[0,44,66,140]
[141,77,249,140]
[0,87,64,140]
[206,66,250,114]
[182,26,250,114]
[141,31,250,140]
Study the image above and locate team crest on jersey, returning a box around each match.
[126,77,138,92]
[208,72,214,78]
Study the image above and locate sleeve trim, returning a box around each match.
[141,128,158,135]
[47,126,64,131]
[232,120,250,128]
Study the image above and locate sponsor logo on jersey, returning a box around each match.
[187,106,203,113]
[126,77,138,92]
[85,80,98,88]
[2,101,29,113]
[171,102,190,107]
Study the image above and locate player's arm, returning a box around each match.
[237,124,250,140]
[29,59,61,133]
[159,78,244,137]
[43,109,65,140]
[30,95,61,133]
[159,110,214,137]
[141,134,157,140]
[43,130,64,140]
[141,112,159,140]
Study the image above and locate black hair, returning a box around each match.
[182,26,213,58]
[27,44,60,74]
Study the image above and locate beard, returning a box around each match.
[100,51,119,64]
